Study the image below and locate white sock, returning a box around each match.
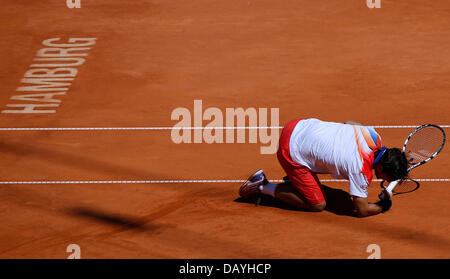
[259,183,278,197]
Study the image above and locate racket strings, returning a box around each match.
[392,179,420,194]
[404,126,445,164]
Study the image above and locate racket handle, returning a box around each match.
[386,180,399,193]
[380,180,399,199]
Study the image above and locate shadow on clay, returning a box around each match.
[234,184,358,217]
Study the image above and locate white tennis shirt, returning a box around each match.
[289,118,382,198]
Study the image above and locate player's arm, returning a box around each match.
[352,190,392,217]
[352,196,382,217]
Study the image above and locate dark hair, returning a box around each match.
[374,148,409,181]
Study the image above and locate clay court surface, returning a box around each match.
[0,0,449,259]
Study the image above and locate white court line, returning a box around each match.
[0,125,449,131]
[0,178,449,184]
[1,126,447,184]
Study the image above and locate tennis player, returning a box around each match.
[239,118,409,217]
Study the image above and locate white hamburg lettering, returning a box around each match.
[2,38,96,114]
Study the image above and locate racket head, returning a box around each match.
[380,179,420,195]
[403,124,446,166]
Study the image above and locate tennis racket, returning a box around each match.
[380,124,446,198]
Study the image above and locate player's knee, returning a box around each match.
[309,201,326,212]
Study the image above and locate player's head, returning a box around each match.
[373,147,409,182]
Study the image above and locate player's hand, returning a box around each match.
[377,189,392,213]
[378,188,392,200]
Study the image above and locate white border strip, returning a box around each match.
[0,179,448,184]
[0,125,449,131]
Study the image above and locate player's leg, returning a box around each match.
[260,165,326,212]
[272,180,326,212]
[239,169,326,211]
